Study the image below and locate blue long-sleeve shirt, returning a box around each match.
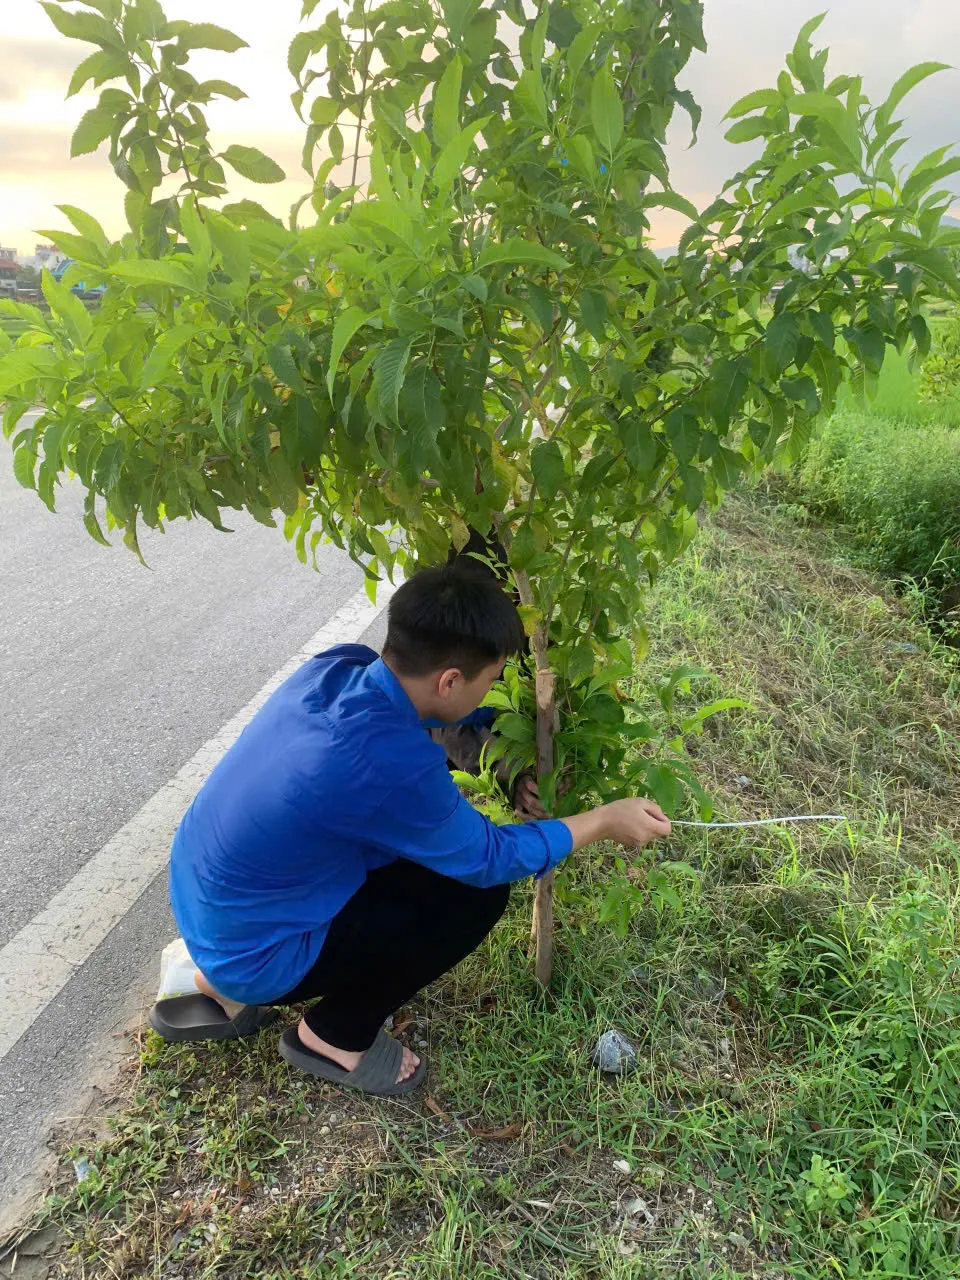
[169,644,573,1003]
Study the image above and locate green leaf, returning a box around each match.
[724,117,771,144]
[579,288,608,341]
[174,22,247,52]
[111,259,198,290]
[566,23,597,82]
[565,134,596,183]
[222,145,285,184]
[509,522,536,571]
[531,440,565,500]
[56,204,109,255]
[288,29,322,80]
[845,324,885,373]
[13,444,37,491]
[617,416,657,472]
[781,374,821,415]
[908,313,930,357]
[786,92,862,165]
[523,282,554,334]
[708,360,749,431]
[372,336,414,425]
[39,2,121,47]
[765,311,801,370]
[644,190,699,221]
[515,68,548,128]
[878,62,951,130]
[460,274,487,302]
[207,211,251,284]
[327,306,374,401]
[140,323,202,388]
[222,199,283,228]
[591,66,623,155]
[268,344,308,395]
[665,408,700,463]
[478,238,569,271]
[85,0,122,19]
[433,118,489,192]
[671,88,701,145]
[547,1,581,48]
[432,55,463,151]
[41,270,92,347]
[399,363,446,446]
[807,310,834,348]
[67,48,128,96]
[725,88,781,119]
[70,108,114,157]
[83,491,111,547]
[200,79,247,102]
[440,0,479,42]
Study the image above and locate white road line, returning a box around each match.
[0,583,394,1062]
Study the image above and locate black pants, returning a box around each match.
[273,859,510,1050]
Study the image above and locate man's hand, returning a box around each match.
[561,796,672,854]
[599,798,671,847]
[513,774,548,821]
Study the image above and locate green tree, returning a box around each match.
[2,0,958,981]
[15,265,42,290]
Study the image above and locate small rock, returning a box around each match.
[268,1186,281,1196]
[884,641,920,655]
[72,1158,90,1183]
[416,1038,428,1048]
[327,1112,340,1125]
[592,1029,638,1074]
[628,965,654,985]
[172,1189,182,1200]
[691,974,725,1002]
[240,1206,251,1215]
[737,775,752,787]
[728,1231,751,1249]
[613,1158,632,1175]
[623,1196,654,1224]
[315,1162,325,1173]
[320,1124,331,1136]
[384,1015,394,1030]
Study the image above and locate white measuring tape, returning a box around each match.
[672,814,846,829]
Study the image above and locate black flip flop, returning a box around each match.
[149,994,280,1042]
[278,1026,427,1095]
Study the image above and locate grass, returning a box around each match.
[777,323,960,599]
[6,492,960,1279]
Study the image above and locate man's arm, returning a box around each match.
[362,757,671,888]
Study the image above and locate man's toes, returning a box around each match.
[396,1046,419,1082]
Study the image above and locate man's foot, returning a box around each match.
[193,969,247,1021]
[296,1017,421,1085]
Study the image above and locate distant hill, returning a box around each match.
[943,214,960,229]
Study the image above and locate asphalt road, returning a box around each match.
[0,425,379,1218]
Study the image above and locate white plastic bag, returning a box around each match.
[156,937,198,1001]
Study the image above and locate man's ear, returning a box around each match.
[437,667,463,699]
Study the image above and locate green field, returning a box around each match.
[12,490,959,1280]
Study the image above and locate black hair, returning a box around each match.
[383,562,526,679]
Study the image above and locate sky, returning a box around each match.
[2,0,959,256]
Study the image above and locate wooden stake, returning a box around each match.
[512,568,557,986]
[533,665,556,987]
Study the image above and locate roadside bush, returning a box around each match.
[787,411,960,590]
[920,308,960,404]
